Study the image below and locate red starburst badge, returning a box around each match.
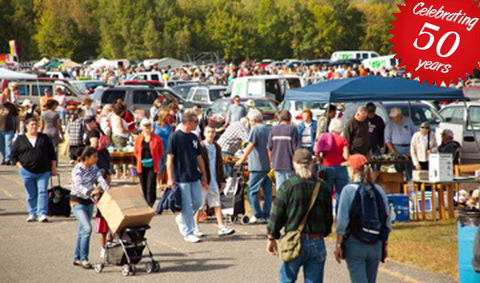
[389,0,480,86]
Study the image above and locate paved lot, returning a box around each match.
[0,161,456,283]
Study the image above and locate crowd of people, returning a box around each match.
[0,64,464,282]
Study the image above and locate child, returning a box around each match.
[194,125,235,237]
[96,169,112,258]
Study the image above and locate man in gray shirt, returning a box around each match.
[385,107,416,180]
[236,110,272,224]
[226,96,247,125]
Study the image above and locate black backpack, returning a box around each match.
[348,183,389,244]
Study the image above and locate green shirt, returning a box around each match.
[267,176,333,239]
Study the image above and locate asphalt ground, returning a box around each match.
[0,161,456,283]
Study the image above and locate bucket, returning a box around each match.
[458,209,480,283]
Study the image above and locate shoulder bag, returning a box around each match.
[278,180,321,262]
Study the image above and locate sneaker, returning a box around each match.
[194,226,204,237]
[69,160,75,165]
[184,234,201,243]
[175,215,186,235]
[38,215,48,222]
[249,216,259,224]
[258,218,268,224]
[218,226,235,236]
[26,215,36,222]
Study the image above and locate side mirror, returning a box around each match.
[224,91,231,98]
[445,117,452,122]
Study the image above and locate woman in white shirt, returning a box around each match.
[410,122,438,170]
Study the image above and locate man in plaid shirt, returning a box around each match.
[67,109,86,163]
[217,118,250,177]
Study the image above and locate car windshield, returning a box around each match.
[294,101,326,111]
[71,82,86,92]
[209,89,225,101]
[172,85,196,99]
[251,100,277,112]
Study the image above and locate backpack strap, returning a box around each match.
[297,180,321,233]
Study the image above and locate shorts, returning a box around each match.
[202,185,221,208]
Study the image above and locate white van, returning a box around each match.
[362,55,400,71]
[330,51,380,62]
[226,75,304,103]
[127,72,164,82]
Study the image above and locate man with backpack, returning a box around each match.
[334,154,391,283]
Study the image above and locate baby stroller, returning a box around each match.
[94,225,159,276]
[221,165,249,225]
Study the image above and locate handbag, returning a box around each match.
[141,158,154,168]
[278,180,321,262]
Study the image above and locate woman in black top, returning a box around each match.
[11,117,57,223]
[84,117,111,172]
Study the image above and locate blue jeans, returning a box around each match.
[345,236,382,283]
[324,166,349,211]
[279,238,327,283]
[178,181,203,236]
[18,168,50,216]
[275,170,295,191]
[72,203,94,261]
[394,145,412,181]
[248,171,272,219]
[222,152,233,178]
[0,130,14,162]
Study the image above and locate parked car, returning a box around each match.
[165,80,193,88]
[207,97,278,126]
[278,100,329,125]
[438,101,480,163]
[342,101,444,128]
[330,50,380,61]
[186,85,227,108]
[71,80,107,95]
[92,85,181,118]
[46,71,74,80]
[171,82,203,99]
[123,80,164,88]
[226,75,304,103]
[10,78,86,106]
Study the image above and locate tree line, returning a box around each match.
[1,0,401,63]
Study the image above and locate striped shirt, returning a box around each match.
[67,118,85,146]
[71,163,109,200]
[267,124,300,171]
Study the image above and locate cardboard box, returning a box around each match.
[429,153,453,182]
[371,171,404,194]
[98,186,155,233]
[413,170,429,181]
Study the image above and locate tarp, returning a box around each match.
[0,68,37,79]
[33,57,49,68]
[59,59,81,69]
[150,57,183,69]
[285,76,465,103]
[44,59,62,69]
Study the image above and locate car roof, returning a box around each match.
[191,85,226,90]
[442,101,480,107]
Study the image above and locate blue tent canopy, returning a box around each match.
[285,76,465,103]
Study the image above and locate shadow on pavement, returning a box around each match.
[156,257,234,273]
[0,211,29,216]
[203,234,266,242]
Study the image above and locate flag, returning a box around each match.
[9,40,18,57]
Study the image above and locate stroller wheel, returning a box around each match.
[94,263,103,273]
[240,215,250,225]
[130,265,136,276]
[122,264,131,276]
[153,261,160,272]
[145,262,154,273]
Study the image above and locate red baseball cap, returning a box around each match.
[342,154,368,169]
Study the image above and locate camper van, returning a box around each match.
[362,55,400,71]
[226,75,304,103]
[330,51,380,62]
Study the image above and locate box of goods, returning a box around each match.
[371,171,404,194]
[387,194,409,222]
[98,186,155,233]
[412,170,429,182]
[429,153,453,182]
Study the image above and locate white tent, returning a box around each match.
[33,57,49,68]
[0,68,37,79]
[91,58,117,69]
[149,57,183,69]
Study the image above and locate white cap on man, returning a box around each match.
[389,107,402,117]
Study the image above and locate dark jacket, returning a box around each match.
[200,141,226,186]
[11,133,57,173]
